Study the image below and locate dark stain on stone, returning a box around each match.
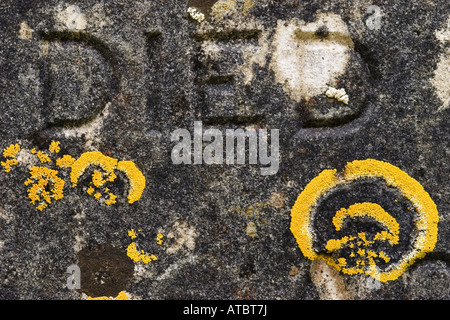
[187,0,219,17]
[315,25,329,38]
[77,243,134,297]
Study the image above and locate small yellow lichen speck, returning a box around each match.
[1,159,19,173]
[48,141,61,154]
[105,192,117,206]
[128,229,138,240]
[87,186,95,195]
[156,233,163,245]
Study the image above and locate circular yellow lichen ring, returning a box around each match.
[290,159,439,282]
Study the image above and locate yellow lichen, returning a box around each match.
[48,141,61,154]
[92,170,104,188]
[128,229,138,240]
[3,143,20,158]
[1,159,19,173]
[24,166,65,211]
[337,257,347,267]
[156,233,163,245]
[70,151,118,187]
[87,186,95,195]
[87,291,130,300]
[126,242,157,264]
[105,192,117,206]
[290,159,439,282]
[70,151,145,205]
[36,151,51,164]
[56,154,76,168]
[116,160,146,204]
[334,204,399,240]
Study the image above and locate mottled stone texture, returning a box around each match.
[0,0,448,299]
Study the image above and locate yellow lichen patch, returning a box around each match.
[290,168,340,260]
[126,229,158,264]
[24,166,65,211]
[337,257,347,267]
[36,151,51,164]
[87,291,130,300]
[92,170,104,188]
[87,186,95,195]
[1,159,19,173]
[156,233,163,245]
[116,160,146,204]
[378,251,391,263]
[48,141,61,154]
[105,192,117,206]
[56,154,76,168]
[128,229,138,240]
[2,143,21,172]
[126,242,157,264]
[290,159,439,282]
[3,143,21,158]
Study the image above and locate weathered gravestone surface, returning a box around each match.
[0,0,448,300]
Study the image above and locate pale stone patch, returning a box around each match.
[431,16,450,111]
[18,21,34,40]
[55,4,87,31]
[270,13,354,102]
